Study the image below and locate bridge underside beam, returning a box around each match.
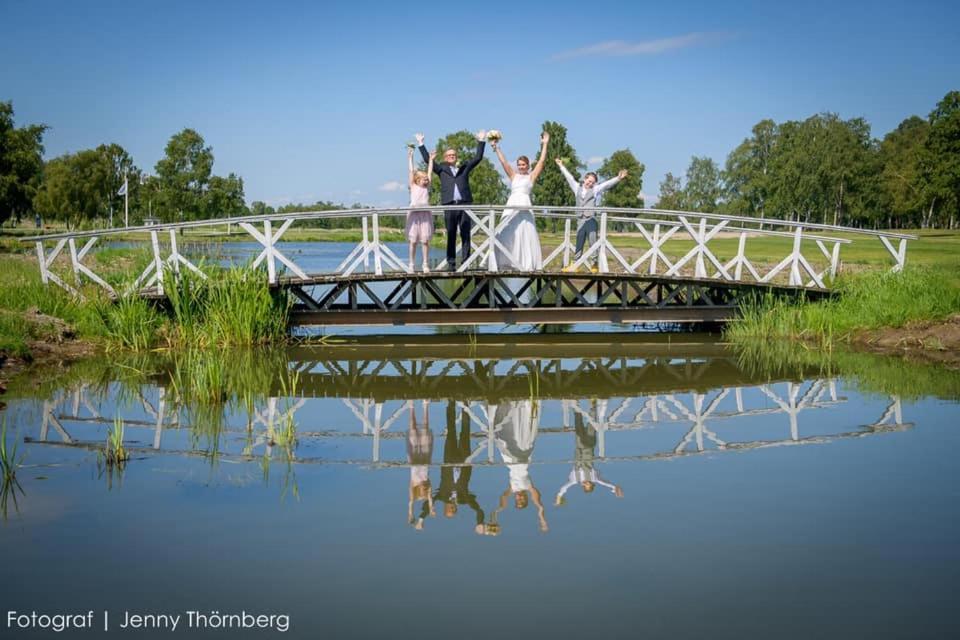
[290,306,735,326]
[280,271,811,327]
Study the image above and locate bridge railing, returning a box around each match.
[21,205,916,298]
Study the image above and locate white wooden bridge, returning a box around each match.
[24,205,916,326]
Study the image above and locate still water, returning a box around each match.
[2,335,959,638]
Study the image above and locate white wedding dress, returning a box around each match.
[492,400,540,493]
[495,174,542,272]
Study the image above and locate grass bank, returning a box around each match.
[0,238,291,370]
[725,265,960,369]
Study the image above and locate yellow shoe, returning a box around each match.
[562,264,579,273]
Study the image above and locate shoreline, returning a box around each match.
[3,316,960,403]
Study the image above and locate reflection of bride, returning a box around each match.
[491,132,550,272]
[490,398,548,532]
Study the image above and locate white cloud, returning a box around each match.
[587,156,605,166]
[551,32,730,60]
[378,181,406,192]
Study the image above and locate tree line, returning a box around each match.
[2,91,957,230]
[657,90,960,229]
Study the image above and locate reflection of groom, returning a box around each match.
[418,130,486,270]
[423,401,484,530]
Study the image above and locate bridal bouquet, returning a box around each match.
[486,130,502,143]
[406,142,416,150]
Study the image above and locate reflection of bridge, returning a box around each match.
[285,354,813,400]
[28,363,909,467]
[25,205,913,326]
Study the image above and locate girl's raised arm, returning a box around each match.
[407,147,416,187]
[427,149,436,183]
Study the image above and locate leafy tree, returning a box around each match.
[203,173,246,218]
[155,128,214,221]
[656,172,684,210]
[919,90,960,227]
[764,114,875,225]
[723,119,776,219]
[96,143,142,225]
[878,116,929,227]
[429,130,507,206]
[250,201,276,216]
[682,156,722,212]
[0,101,47,225]
[33,150,105,228]
[597,149,644,208]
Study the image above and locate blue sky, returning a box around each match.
[2,0,958,207]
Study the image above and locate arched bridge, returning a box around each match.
[24,205,915,326]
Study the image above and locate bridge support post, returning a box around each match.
[150,230,164,295]
[879,236,907,272]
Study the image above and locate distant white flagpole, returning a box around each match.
[123,173,129,227]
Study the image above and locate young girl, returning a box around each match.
[406,147,436,272]
[407,400,434,530]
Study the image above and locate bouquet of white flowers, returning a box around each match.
[486,130,502,143]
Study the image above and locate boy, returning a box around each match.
[555,158,627,272]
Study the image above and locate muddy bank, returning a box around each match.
[852,314,960,368]
[0,309,100,401]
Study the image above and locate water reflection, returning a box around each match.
[12,339,923,535]
[556,400,625,506]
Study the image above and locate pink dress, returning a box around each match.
[406,184,434,244]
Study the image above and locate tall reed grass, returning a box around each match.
[725,267,960,345]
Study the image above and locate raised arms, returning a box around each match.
[554,158,580,193]
[416,132,441,175]
[529,131,550,183]
[407,147,416,187]
[463,129,487,172]
[492,141,515,180]
[596,169,629,194]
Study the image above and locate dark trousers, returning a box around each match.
[444,205,472,265]
[574,217,599,261]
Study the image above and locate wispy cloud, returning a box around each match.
[551,32,731,60]
[587,156,605,166]
[378,180,406,192]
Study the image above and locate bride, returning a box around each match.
[491,132,550,271]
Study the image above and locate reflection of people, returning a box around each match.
[407,400,434,530]
[491,399,548,532]
[556,400,623,506]
[426,401,485,533]
[417,130,487,270]
[491,132,550,272]
[555,159,628,272]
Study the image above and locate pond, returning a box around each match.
[1,335,959,638]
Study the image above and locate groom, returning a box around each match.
[417,130,486,270]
